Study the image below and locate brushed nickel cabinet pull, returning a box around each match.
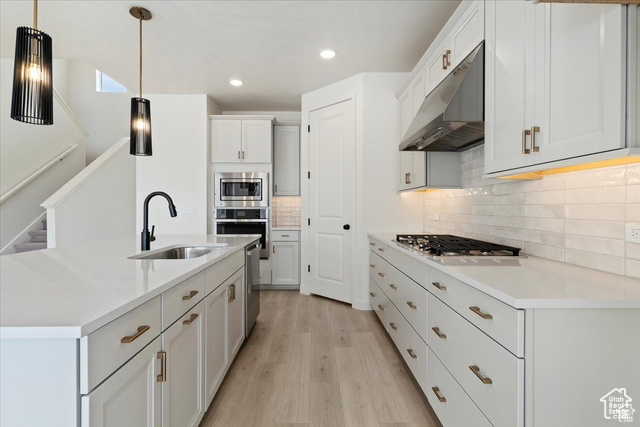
[377,272,385,278]
[273,246,276,254]
[369,242,375,246]
[432,386,446,402]
[445,49,451,66]
[377,247,385,252]
[469,365,493,384]
[121,325,150,343]
[432,327,447,339]
[238,151,241,159]
[182,290,199,301]
[228,284,236,302]
[378,304,385,311]
[390,284,398,290]
[442,53,447,70]
[369,264,376,268]
[369,292,376,297]
[531,126,540,152]
[407,172,411,184]
[183,313,199,325]
[522,129,531,154]
[406,301,417,310]
[389,322,397,330]
[407,349,417,359]
[157,351,167,382]
[242,151,245,159]
[281,234,289,237]
[432,281,447,291]
[469,306,493,319]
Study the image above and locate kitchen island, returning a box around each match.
[0,234,260,427]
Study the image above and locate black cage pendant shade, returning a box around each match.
[11,0,53,125]
[130,7,152,156]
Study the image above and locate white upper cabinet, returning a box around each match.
[485,1,628,175]
[273,126,300,196]
[211,116,274,163]
[399,90,413,139]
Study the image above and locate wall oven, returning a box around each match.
[214,208,269,259]
[214,172,269,208]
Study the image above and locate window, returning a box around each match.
[96,70,127,93]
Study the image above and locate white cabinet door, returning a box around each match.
[484,0,536,173]
[536,4,626,162]
[411,72,425,116]
[274,126,300,196]
[162,301,205,427]
[272,241,300,285]
[212,120,242,163]
[398,152,413,191]
[227,270,245,360]
[81,337,162,427]
[449,1,485,67]
[426,41,450,94]
[205,284,228,407]
[398,90,413,140]
[242,120,272,163]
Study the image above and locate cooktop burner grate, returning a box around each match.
[396,234,521,256]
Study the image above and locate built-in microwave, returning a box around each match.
[214,172,269,208]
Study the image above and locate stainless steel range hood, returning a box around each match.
[400,42,484,152]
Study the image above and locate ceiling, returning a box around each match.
[0,1,460,110]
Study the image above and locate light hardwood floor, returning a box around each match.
[200,291,442,427]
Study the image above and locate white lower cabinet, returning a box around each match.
[272,241,300,285]
[205,282,228,407]
[81,337,162,427]
[226,269,245,360]
[162,300,206,427]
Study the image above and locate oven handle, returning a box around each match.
[215,219,268,223]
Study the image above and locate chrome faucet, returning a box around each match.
[141,191,177,251]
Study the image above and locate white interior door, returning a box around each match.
[308,99,355,303]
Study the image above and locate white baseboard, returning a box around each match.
[352,298,372,311]
[0,212,46,255]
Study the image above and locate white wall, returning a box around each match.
[136,94,211,236]
[301,73,424,310]
[42,138,136,248]
[67,60,132,164]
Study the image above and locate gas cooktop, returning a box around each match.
[395,234,521,257]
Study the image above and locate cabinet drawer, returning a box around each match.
[388,267,428,342]
[427,348,493,427]
[80,295,162,394]
[429,266,524,356]
[386,302,404,350]
[369,278,389,328]
[163,271,206,330]
[429,294,524,427]
[205,251,244,294]
[394,308,428,394]
[371,241,429,289]
[369,250,391,286]
[272,230,299,241]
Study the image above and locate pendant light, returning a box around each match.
[129,7,152,156]
[10,0,53,125]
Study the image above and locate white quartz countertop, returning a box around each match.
[0,234,260,339]
[369,232,640,309]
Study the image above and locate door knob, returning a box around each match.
[343,224,350,230]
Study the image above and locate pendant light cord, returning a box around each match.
[33,0,37,29]
[139,14,142,99]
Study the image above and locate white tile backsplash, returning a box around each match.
[272,196,301,228]
[423,145,640,278]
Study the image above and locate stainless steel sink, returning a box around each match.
[129,244,227,260]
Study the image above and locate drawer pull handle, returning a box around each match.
[281,234,290,237]
[182,290,199,301]
[377,304,385,311]
[228,284,236,302]
[469,365,493,384]
[389,322,397,330]
[432,327,447,339]
[406,301,417,310]
[369,264,376,268]
[369,242,376,246]
[157,351,167,382]
[390,284,398,290]
[432,281,447,291]
[370,292,376,297]
[121,325,150,343]
[432,386,446,402]
[377,247,385,252]
[183,313,199,325]
[377,272,385,278]
[406,349,417,359]
[469,306,493,320]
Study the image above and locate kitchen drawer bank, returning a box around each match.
[368,234,640,427]
[0,243,250,427]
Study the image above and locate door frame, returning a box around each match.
[300,90,358,302]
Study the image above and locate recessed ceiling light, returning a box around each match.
[229,79,243,87]
[320,49,336,59]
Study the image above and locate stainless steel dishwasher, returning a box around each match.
[245,240,261,336]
